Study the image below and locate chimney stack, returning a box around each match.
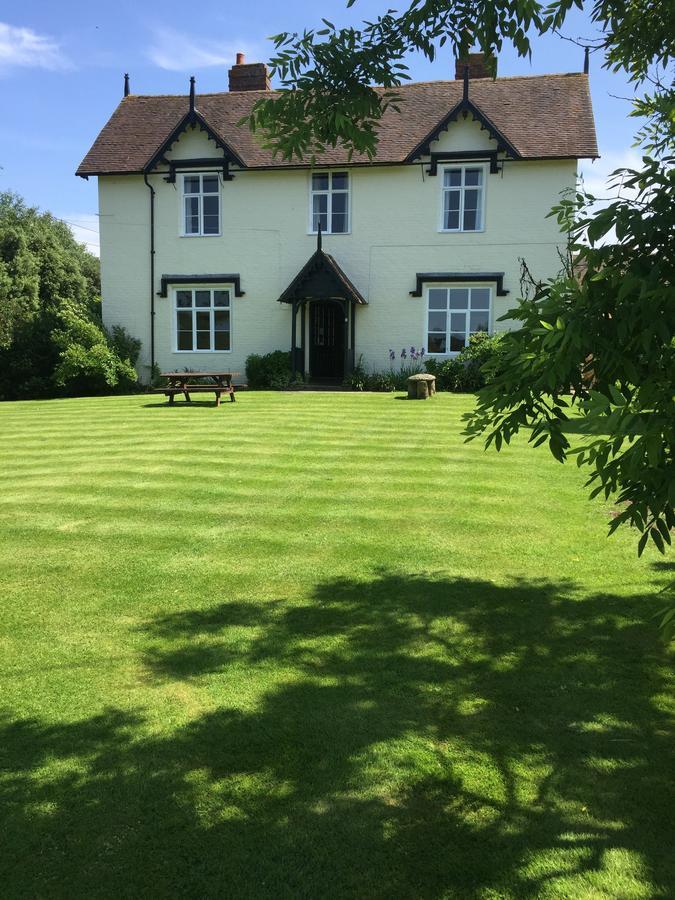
[454,52,494,80]
[228,52,271,92]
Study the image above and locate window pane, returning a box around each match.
[202,175,218,193]
[176,291,193,308]
[332,192,348,214]
[213,290,230,307]
[177,331,193,351]
[184,176,200,194]
[195,291,211,307]
[427,333,446,353]
[463,208,479,231]
[449,289,469,309]
[464,168,483,186]
[470,311,489,332]
[444,209,460,230]
[331,212,348,233]
[202,195,219,234]
[464,189,480,210]
[185,197,200,234]
[428,289,447,309]
[196,311,210,330]
[312,193,328,232]
[312,174,329,191]
[331,172,348,190]
[196,331,211,350]
[203,195,219,215]
[443,190,460,229]
[214,331,230,351]
[214,310,230,331]
[450,332,466,351]
[203,216,219,235]
[444,169,461,187]
[471,288,490,309]
[177,311,192,331]
[428,311,446,332]
[450,312,466,332]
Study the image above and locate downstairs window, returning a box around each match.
[426,286,491,354]
[175,287,231,352]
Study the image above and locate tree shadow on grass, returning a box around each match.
[1,574,673,898]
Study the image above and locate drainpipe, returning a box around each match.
[143,172,156,373]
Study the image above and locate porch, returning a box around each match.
[278,230,367,382]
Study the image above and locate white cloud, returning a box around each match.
[0,22,71,72]
[62,214,100,257]
[147,27,263,71]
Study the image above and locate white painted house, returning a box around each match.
[77,53,597,382]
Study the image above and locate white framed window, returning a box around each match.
[426,285,491,354]
[440,165,486,232]
[174,286,231,352]
[181,173,220,236]
[310,171,350,234]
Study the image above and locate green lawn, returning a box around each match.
[0,392,673,899]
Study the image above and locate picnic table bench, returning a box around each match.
[153,372,239,406]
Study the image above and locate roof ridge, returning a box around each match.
[123,72,587,102]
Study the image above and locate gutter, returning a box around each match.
[143,172,156,373]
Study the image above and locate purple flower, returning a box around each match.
[401,348,407,359]
[410,346,416,356]
[419,347,425,357]
[389,349,395,361]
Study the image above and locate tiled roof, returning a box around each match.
[76,73,598,176]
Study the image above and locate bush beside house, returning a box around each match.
[349,333,506,392]
[245,351,293,389]
[0,191,140,400]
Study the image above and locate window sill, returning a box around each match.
[180,233,223,239]
[438,228,486,235]
[308,230,351,237]
[174,349,233,354]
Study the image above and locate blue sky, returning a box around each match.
[0,0,640,255]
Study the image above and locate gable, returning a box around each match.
[428,116,497,154]
[164,125,225,161]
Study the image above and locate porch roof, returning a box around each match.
[278,245,367,306]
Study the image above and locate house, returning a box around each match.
[77,53,598,382]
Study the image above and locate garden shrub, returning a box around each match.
[425,333,506,392]
[54,343,138,395]
[245,350,292,389]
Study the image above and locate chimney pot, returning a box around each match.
[236,52,245,65]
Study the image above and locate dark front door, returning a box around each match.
[309,301,345,380]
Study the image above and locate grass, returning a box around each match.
[0,391,673,899]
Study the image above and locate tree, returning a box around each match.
[0,192,139,399]
[248,1,674,633]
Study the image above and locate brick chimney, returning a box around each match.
[228,53,271,91]
[454,52,494,80]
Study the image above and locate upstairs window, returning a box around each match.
[441,165,485,232]
[310,172,349,234]
[427,286,491,354]
[175,287,231,351]
[182,174,220,236]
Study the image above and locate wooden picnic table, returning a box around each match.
[155,371,239,406]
